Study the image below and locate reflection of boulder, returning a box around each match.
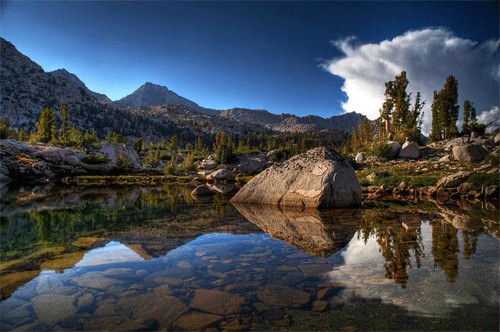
[233,203,360,257]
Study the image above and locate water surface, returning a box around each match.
[1,184,498,331]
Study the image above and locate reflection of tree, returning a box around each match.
[431,222,459,283]
[213,194,232,219]
[462,229,481,259]
[4,185,223,260]
[360,211,425,288]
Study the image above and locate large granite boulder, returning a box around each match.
[398,141,419,159]
[206,169,234,181]
[230,147,361,208]
[452,144,488,162]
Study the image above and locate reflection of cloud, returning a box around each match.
[322,28,500,135]
[75,241,145,267]
[328,223,500,317]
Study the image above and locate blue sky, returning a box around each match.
[1,1,498,129]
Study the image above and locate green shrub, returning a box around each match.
[179,156,197,172]
[82,154,108,164]
[485,151,499,167]
[368,142,394,161]
[113,153,133,173]
[466,172,498,190]
[164,156,178,175]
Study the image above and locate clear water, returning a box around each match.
[1,184,498,331]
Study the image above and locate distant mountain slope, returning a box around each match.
[0,37,105,128]
[114,82,220,115]
[48,68,111,103]
[220,108,366,133]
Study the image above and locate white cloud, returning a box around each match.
[477,106,500,133]
[322,28,500,135]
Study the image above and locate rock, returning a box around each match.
[173,312,223,330]
[485,185,499,199]
[236,156,268,174]
[267,150,278,159]
[73,271,120,289]
[0,160,11,182]
[438,155,455,162]
[366,172,381,182]
[191,185,215,196]
[100,143,140,168]
[206,169,234,181]
[189,289,245,315]
[494,133,500,145]
[201,159,218,169]
[457,182,473,194]
[257,285,310,308]
[118,293,188,329]
[452,144,488,162]
[386,141,402,156]
[436,171,470,188]
[77,293,94,308]
[31,294,77,325]
[398,141,419,159]
[208,183,236,194]
[470,132,479,138]
[230,147,361,208]
[399,181,408,189]
[312,300,329,312]
[355,152,365,162]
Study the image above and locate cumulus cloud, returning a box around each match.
[322,28,499,135]
[478,106,500,133]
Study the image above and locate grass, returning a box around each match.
[466,172,499,191]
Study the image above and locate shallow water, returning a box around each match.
[1,184,499,331]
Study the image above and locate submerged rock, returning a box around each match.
[230,147,361,208]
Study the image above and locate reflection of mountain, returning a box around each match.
[232,203,360,257]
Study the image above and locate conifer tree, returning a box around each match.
[441,75,459,139]
[430,91,442,142]
[36,107,57,143]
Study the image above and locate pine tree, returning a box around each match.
[441,75,460,139]
[0,117,11,139]
[430,91,443,141]
[36,107,57,143]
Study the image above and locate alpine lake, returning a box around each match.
[0,183,498,331]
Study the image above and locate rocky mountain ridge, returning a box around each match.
[1,37,361,140]
[48,69,111,103]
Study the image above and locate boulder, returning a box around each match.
[398,141,419,159]
[485,185,499,199]
[191,185,215,197]
[452,144,488,162]
[436,171,470,188]
[266,150,278,159]
[230,147,361,208]
[201,159,218,170]
[355,152,365,162]
[100,143,140,168]
[470,132,479,139]
[386,141,402,156]
[236,156,268,174]
[206,169,234,181]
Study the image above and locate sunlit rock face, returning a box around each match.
[233,203,360,257]
[231,147,362,208]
